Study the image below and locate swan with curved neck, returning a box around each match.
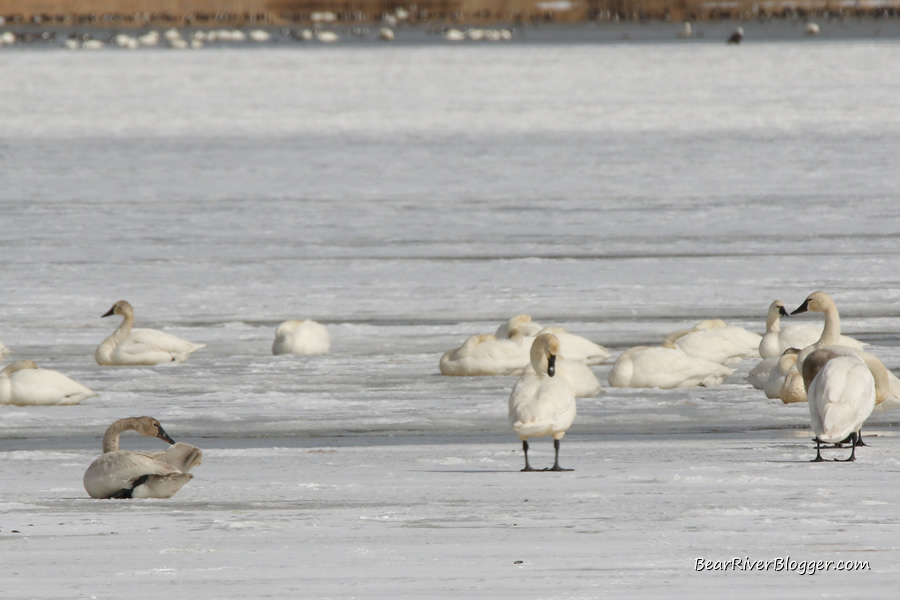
[508,333,576,472]
[95,300,205,366]
[761,299,865,359]
[83,417,202,499]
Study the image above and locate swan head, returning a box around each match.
[1,359,38,376]
[531,333,560,377]
[791,291,831,316]
[769,300,789,318]
[132,416,177,445]
[102,300,134,319]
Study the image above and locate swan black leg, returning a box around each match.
[546,439,573,472]
[521,440,537,472]
[838,432,858,462]
[811,437,825,462]
[854,428,867,447]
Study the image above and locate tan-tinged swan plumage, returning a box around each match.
[1,360,98,406]
[83,416,202,499]
[508,333,577,471]
[95,300,205,366]
[272,320,330,355]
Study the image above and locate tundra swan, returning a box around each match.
[663,320,761,366]
[802,349,875,462]
[747,356,779,390]
[495,314,544,338]
[608,345,733,389]
[272,320,330,355]
[508,334,576,471]
[525,357,602,398]
[439,332,531,376]
[95,300,205,366]
[760,300,864,359]
[535,326,610,365]
[83,417,202,499]
[0,360,98,406]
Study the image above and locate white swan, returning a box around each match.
[803,349,875,461]
[762,349,801,401]
[508,334,576,471]
[495,314,544,339]
[439,332,531,376]
[534,326,610,365]
[663,319,761,366]
[83,417,202,499]
[95,300,205,366]
[0,360,98,406]
[760,300,864,359]
[272,320,330,355]
[607,345,734,389]
[747,356,779,390]
[525,357,602,398]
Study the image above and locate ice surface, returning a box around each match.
[2,37,900,597]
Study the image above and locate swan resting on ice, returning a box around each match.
[0,359,98,406]
[95,300,205,366]
[508,333,577,472]
[83,416,202,499]
[272,320,330,355]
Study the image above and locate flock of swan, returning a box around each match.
[1,290,893,497]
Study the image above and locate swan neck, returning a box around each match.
[819,305,841,346]
[766,309,781,333]
[102,417,139,453]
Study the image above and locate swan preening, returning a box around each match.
[272,320,331,355]
[95,300,205,366]
[508,334,576,471]
[83,417,202,499]
[0,360,98,406]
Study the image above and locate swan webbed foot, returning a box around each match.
[546,465,574,472]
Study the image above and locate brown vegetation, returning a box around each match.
[1,0,898,26]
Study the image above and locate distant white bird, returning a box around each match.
[727,26,744,44]
[95,300,205,366]
[83,417,202,499]
[509,334,576,471]
[805,23,820,36]
[677,21,692,38]
[272,320,330,355]
[663,319,761,366]
[0,360,97,406]
[803,349,875,462]
[608,345,733,389]
[378,27,395,41]
[316,31,339,43]
[439,333,530,376]
[759,299,864,359]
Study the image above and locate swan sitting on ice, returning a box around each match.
[663,319,761,366]
[802,349,875,462]
[608,345,734,389]
[534,326,610,365]
[439,332,531,376]
[95,300,205,366]
[272,320,330,355]
[508,333,576,471]
[83,416,202,499]
[759,299,864,359]
[495,314,544,339]
[0,360,98,406]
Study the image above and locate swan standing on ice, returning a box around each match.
[802,349,875,462]
[95,300,205,366]
[0,360,98,406]
[83,417,202,499]
[760,299,864,359]
[272,320,330,355]
[608,345,733,389]
[508,333,577,471]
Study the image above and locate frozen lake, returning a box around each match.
[2,32,900,596]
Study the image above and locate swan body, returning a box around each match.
[0,360,97,406]
[509,334,576,471]
[83,417,201,499]
[95,300,205,366]
[804,349,875,457]
[525,358,602,398]
[760,300,864,359]
[534,326,610,365]
[440,333,531,376]
[664,320,761,366]
[272,320,330,355]
[608,345,734,389]
[747,356,779,390]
